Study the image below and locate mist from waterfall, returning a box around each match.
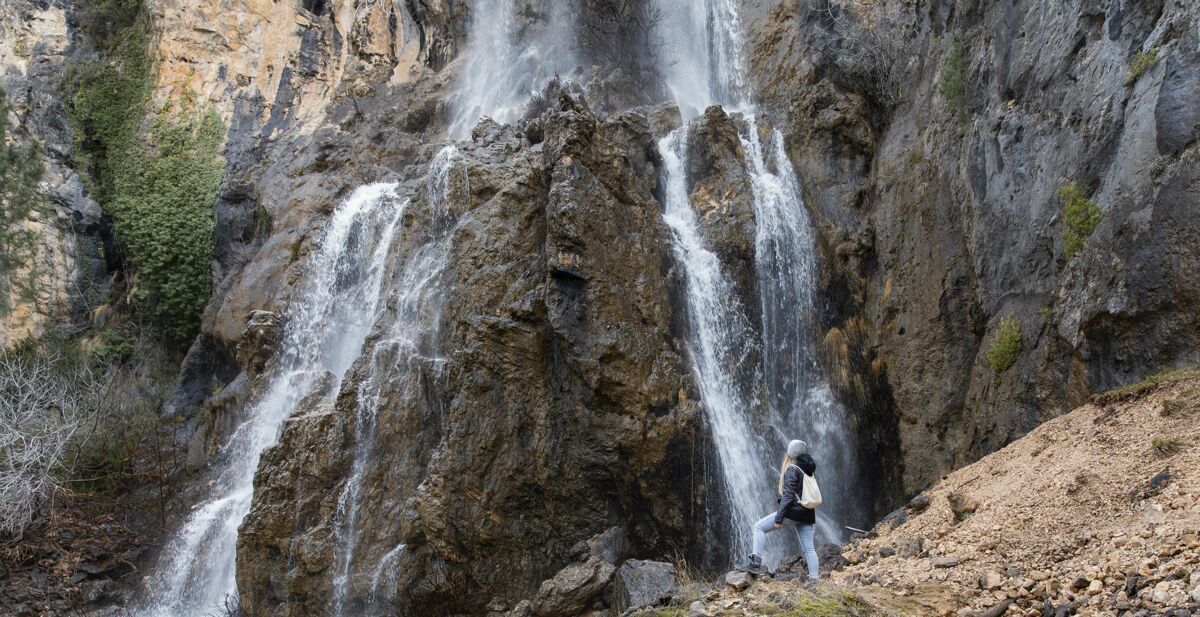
[136,184,407,616]
[653,0,860,562]
[448,0,578,139]
[329,146,460,616]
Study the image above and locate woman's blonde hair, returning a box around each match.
[777,453,796,495]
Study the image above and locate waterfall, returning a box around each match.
[653,0,859,562]
[448,0,578,139]
[329,146,460,616]
[658,130,766,553]
[136,183,407,616]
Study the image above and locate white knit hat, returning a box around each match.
[787,439,808,458]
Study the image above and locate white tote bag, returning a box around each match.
[797,469,822,509]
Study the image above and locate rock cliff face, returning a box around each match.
[0,0,105,346]
[744,0,1200,495]
[234,95,710,616]
[9,0,1200,614]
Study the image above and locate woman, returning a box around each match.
[742,439,819,579]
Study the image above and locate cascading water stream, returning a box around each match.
[328,146,460,616]
[742,121,858,542]
[136,184,407,616]
[658,130,767,554]
[654,0,860,561]
[448,0,577,139]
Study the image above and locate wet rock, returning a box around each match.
[611,560,678,613]
[681,105,759,310]
[238,97,699,617]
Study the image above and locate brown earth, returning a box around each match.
[828,371,1200,616]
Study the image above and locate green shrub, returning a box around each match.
[1058,183,1102,258]
[89,328,134,366]
[986,316,1023,373]
[940,37,969,124]
[0,89,47,316]
[67,19,225,343]
[1126,50,1158,85]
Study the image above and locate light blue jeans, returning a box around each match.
[752,514,819,580]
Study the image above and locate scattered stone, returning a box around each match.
[947,492,979,521]
[933,556,960,568]
[1143,503,1166,524]
[1070,577,1089,591]
[686,600,708,617]
[1086,579,1103,595]
[530,556,615,617]
[878,546,897,558]
[723,571,752,591]
[976,598,1012,617]
[980,571,1003,590]
[899,536,925,558]
[907,494,932,514]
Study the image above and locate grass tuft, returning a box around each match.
[1126,50,1158,85]
[1151,436,1183,457]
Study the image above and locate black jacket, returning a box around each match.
[774,454,817,525]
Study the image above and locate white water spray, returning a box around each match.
[448,0,578,139]
[137,183,407,616]
[654,0,859,562]
[328,146,460,615]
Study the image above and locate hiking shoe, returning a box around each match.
[735,553,765,575]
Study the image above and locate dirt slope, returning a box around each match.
[828,371,1200,616]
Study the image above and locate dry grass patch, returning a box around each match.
[1094,366,1200,404]
[1151,436,1183,457]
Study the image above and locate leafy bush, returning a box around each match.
[0,89,47,316]
[1058,183,1102,258]
[89,328,134,366]
[1126,50,1158,85]
[940,37,969,124]
[67,19,225,342]
[986,316,1022,373]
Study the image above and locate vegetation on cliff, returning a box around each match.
[985,316,1022,374]
[1058,182,1102,258]
[67,0,225,343]
[0,90,47,317]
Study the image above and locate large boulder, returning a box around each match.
[612,560,680,613]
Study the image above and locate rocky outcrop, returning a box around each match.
[235,94,709,616]
[0,0,104,347]
[746,0,1200,495]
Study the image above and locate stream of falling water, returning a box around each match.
[655,0,859,563]
[136,184,406,616]
[448,0,576,139]
[328,146,460,616]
